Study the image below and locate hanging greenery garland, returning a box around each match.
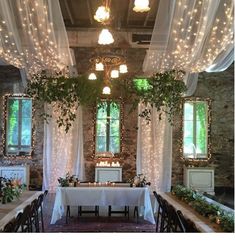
[27,70,187,132]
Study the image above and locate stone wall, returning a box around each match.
[83,103,138,182]
[172,64,234,188]
[0,66,44,190]
[0,63,234,190]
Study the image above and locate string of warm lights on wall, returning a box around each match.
[179,97,212,163]
[1,94,36,160]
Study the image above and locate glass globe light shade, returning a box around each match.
[119,64,128,73]
[133,0,150,12]
[94,6,110,23]
[98,29,114,45]
[111,69,119,78]
[95,62,104,71]
[88,72,97,80]
[102,86,111,95]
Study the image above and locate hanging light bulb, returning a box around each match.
[94,6,110,23]
[119,64,128,73]
[88,72,97,80]
[98,29,114,45]
[95,62,104,71]
[133,0,150,12]
[111,69,119,78]
[102,86,111,95]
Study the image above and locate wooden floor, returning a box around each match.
[44,193,156,233]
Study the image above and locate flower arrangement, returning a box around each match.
[128,174,151,187]
[172,185,234,232]
[58,172,79,187]
[0,177,26,204]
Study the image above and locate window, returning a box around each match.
[183,98,211,160]
[3,95,33,156]
[95,100,121,154]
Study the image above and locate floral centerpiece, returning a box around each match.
[128,174,151,187]
[0,177,26,204]
[58,172,79,187]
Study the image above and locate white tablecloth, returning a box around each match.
[51,186,155,224]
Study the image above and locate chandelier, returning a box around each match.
[88,53,128,95]
[133,0,150,12]
[94,0,114,45]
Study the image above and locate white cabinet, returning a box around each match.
[0,165,29,188]
[95,167,122,182]
[184,167,214,195]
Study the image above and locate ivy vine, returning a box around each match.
[26,70,187,132]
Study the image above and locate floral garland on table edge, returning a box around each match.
[171,185,234,232]
[0,177,26,204]
[26,70,187,132]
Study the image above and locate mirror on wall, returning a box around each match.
[2,94,33,157]
[94,99,123,158]
[181,97,211,161]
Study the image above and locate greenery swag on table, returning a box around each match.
[27,70,186,132]
[172,185,234,232]
[0,177,26,204]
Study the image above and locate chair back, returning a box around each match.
[3,218,16,232]
[176,210,200,232]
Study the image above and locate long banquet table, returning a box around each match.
[158,192,221,232]
[0,191,42,231]
[51,186,155,224]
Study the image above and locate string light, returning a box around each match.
[1,94,36,160]
[147,1,234,73]
[0,1,70,77]
[179,97,212,163]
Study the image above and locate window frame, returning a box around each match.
[180,97,212,162]
[94,98,123,158]
[3,94,34,158]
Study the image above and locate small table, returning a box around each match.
[51,185,155,225]
[0,191,42,231]
[95,166,122,182]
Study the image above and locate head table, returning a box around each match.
[51,185,155,225]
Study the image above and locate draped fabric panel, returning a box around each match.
[43,105,84,193]
[143,0,234,74]
[136,103,172,192]
[0,0,72,77]
[137,0,234,192]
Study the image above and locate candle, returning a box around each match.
[94,182,97,186]
[88,182,91,186]
[98,182,102,186]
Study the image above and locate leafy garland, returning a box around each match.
[172,185,234,232]
[26,70,187,132]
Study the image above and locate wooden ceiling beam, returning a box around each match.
[126,0,133,25]
[86,0,93,25]
[64,0,75,25]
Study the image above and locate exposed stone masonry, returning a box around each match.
[0,63,234,189]
[172,64,234,188]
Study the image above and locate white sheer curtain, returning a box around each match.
[0,0,72,77]
[138,0,234,192]
[136,103,172,192]
[43,105,84,193]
